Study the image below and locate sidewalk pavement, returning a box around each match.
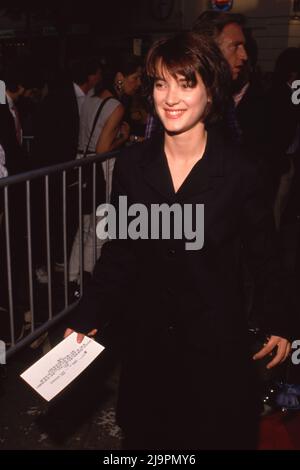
[0,322,122,450]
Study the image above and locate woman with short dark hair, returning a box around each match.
[65,32,290,450]
[145,32,231,125]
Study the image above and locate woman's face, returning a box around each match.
[123,67,142,96]
[153,64,210,135]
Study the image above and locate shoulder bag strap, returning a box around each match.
[83,96,113,158]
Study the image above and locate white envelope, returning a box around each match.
[20,332,105,401]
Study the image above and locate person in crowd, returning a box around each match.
[266,48,300,229]
[193,10,251,144]
[0,60,39,174]
[17,74,46,155]
[0,60,43,340]
[231,30,268,160]
[128,93,149,142]
[64,32,291,450]
[68,56,142,288]
[32,57,102,284]
[193,14,299,207]
[33,56,102,168]
[0,62,44,341]
[194,11,278,339]
[193,10,247,81]
[111,54,142,121]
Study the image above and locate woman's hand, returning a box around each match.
[253,335,291,369]
[64,328,98,344]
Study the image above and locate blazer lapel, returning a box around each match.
[140,135,175,202]
[139,128,225,202]
[175,128,225,202]
[176,160,213,202]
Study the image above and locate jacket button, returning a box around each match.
[168,325,175,332]
[168,249,176,256]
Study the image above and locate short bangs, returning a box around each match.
[145,32,231,124]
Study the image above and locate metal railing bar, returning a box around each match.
[0,150,119,189]
[4,186,15,345]
[45,175,53,319]
[62,171,68,308]
[105,159,110,203]
[26,180,35,331]
[78,166,83,296]
[92,162,97,266]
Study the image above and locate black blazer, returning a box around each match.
[70,129,289,442]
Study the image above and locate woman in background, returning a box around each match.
[69,57,142,286]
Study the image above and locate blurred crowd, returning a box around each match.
[0,10,300,349]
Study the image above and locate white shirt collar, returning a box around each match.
[6,92,14,109]
[73,82,85,98]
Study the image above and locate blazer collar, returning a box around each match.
[139,127,224,201]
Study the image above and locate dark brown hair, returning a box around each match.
[192,10,245,39]
[145,32,231,124]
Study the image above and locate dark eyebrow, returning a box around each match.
[154,75,191,83]
[231,40,245,46]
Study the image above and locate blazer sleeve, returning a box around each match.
[240,161,293,340]
[68,156,138,335]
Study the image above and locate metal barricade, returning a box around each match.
[0,150,118,360]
